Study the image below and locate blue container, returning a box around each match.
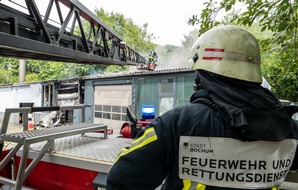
[141,105,155,119]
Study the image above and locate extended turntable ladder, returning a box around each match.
[0,0,149,66]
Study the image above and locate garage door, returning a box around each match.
[94,85,132,133]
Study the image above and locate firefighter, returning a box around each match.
[149,49,158,63]
[106,25,298,190]
[148,49,158,69]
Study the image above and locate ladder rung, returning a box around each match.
[0,177,36,189]
[0,176,16,186]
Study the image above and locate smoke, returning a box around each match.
[154,30,198,70]
[128,29,198,71]
[154,45,189,70]
[128,46,189,72]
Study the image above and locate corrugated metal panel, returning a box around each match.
[137,77,159,117]
[176,75,195,106]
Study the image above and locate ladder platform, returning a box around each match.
[0,123,108,144]
[0,123,108,190]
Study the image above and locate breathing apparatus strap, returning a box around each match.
[191,97,216,110]
[190,97,251,141]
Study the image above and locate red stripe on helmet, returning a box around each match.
[204,48,225,52]
[202,57,222,61]
[203,48,224,60]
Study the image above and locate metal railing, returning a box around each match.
[0,105,108,190]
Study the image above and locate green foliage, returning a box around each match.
[0,57,18,84]
[95,8,156,52]
[25,73,40,82]
[94,8,157,73]
[104,65,128,73]
[189,0,298,102]
[0,68,9,84]
[30,61,93,81]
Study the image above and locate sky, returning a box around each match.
[79,0,204,46]
[1,0,205,46]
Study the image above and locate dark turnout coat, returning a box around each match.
[106,71,298,190]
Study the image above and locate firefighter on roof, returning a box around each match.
[106,25,298,190]
[148,49,158,70]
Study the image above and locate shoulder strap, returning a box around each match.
[191,97,248,141]
[191,97,217,109]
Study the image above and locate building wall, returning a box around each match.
[176,74,195,106]
[135,77,159,116]
[0,86,14,121]
[0,70,194,128]
[84,70,195,133]
[135,72,194,118]
[0,83,42,125]
[84,80,94,123]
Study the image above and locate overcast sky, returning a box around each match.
[80,0,204,46]
[1,0,205,46]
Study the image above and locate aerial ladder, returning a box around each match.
[0,0,150,67]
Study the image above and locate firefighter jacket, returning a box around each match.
[106,72,298,190]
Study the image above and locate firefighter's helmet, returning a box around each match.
[189,25,262,83]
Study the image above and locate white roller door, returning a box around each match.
[94,85,132,133]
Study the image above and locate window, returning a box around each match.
[159,97,174,115]
[160,79,174,94]
[159,78,174,115]
[94,104,128,121]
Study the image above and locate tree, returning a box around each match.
[95,8,156,52]
[95,8,156,73]
[0,57,19,84]
[188,0,298,102]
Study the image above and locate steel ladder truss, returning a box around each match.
[0,0,148,66]
[0,106,108,190]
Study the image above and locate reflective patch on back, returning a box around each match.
[179,136,297,189]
